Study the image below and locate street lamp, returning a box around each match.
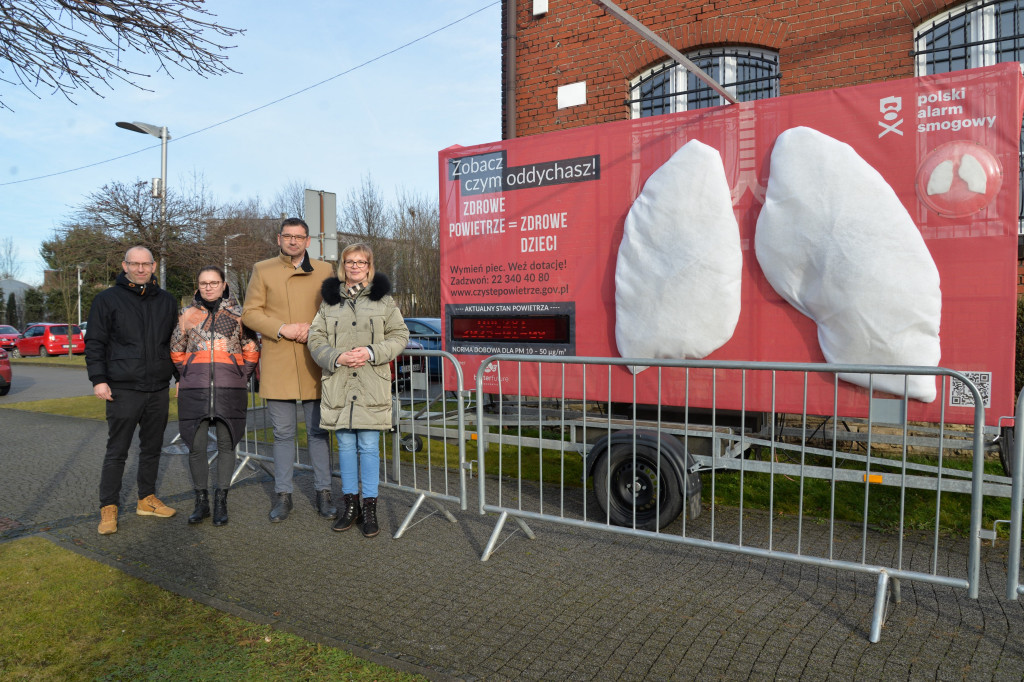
[116,120,170,287]
[224,233,244,286]
[76,264,84,326]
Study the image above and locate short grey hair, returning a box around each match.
[123,246,154,263]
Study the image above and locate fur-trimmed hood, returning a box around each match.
[320,272,393,306]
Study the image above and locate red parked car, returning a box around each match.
[0,325,18,351]
[14,323,85,357]
[0,347,11,395]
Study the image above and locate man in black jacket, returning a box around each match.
[86,246,179,535]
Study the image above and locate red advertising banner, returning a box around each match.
[439,64,1024,425]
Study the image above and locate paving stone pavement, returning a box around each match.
[2,407,1024,680]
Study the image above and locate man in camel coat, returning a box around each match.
[242,218,336,522]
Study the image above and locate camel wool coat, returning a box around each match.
[241,251,333,400]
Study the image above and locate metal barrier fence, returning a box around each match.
[473,355,991,643]
[188,349,1016,642]
[1005,386,1024,600]
[387,349,468,537]
[222,348,468,538]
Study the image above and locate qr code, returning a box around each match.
[949,371,992,408]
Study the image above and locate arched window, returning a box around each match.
[914,0,1024,232]
[629,48,779,118]
[914,0,1024,74]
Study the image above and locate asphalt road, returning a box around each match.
[1,361,94,402]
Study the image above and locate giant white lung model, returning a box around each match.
[755,126,942,402]
[615,139,742,361]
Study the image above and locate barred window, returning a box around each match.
[629,48,779,118]
[914,0,1024,233]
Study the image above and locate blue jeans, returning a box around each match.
[337,429,381,498]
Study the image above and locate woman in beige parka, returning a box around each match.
[308,243,409,537]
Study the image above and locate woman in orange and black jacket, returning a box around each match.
[170,265,260,526]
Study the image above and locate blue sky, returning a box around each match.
[0,1,501,284]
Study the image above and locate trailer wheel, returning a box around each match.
[401,435,424,453]
[593,442,684,531]
[999,425,1016,478]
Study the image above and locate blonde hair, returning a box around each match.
[340,243,375,282]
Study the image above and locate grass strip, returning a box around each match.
[0,390,179,421]
[0,536,423,681]
[9,354,88,368]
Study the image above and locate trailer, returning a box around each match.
[432,63,1024,529]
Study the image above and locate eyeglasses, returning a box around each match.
[344,260,369,267]
[198,281,224,288]
[279,234,308,242]
[125,261,155,268]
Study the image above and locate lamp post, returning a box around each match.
[224,233,244,287]
[76,264,83,326]
[115,120,170,286]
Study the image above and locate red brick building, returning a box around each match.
[499,0,1024,288]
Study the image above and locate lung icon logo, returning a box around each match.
[879,96,903,138]
[915,140,1002,218]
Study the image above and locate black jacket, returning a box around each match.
[85,272,178,392]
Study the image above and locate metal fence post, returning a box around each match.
[1006,387,1024,599]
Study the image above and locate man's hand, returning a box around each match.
[93,383,113,401]
[279,322,311,343]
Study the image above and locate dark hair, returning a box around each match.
[197,265,225,282]
[280,217,309,236]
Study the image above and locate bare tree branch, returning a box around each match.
[208,198,280,304]
[0,235,22,279]
[0,0,243,111]
[269,179,309,221]
[40,224,116,328]
[47,175,443,313]
[390,189,439,316]
[342,174,390,240]
[66,175,218,299]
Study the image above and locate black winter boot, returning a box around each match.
[332,493,362,532]
[269,492,292,523]
[316,489,338,519]
[361,496,379,538]
[187,489,210,525]
[212,489,229,526]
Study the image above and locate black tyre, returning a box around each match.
[38,346,49,357]
[593,442,684,531]
[0,385,8,396]
[999,425,1016,478]
[401,435,424,453]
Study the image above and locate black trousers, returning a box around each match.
[98,388,169,507]
[189,418,235,490]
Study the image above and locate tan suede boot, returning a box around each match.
[98,505,118,535]
[137,494,176,517]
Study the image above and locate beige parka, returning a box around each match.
[308,272,409,431]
